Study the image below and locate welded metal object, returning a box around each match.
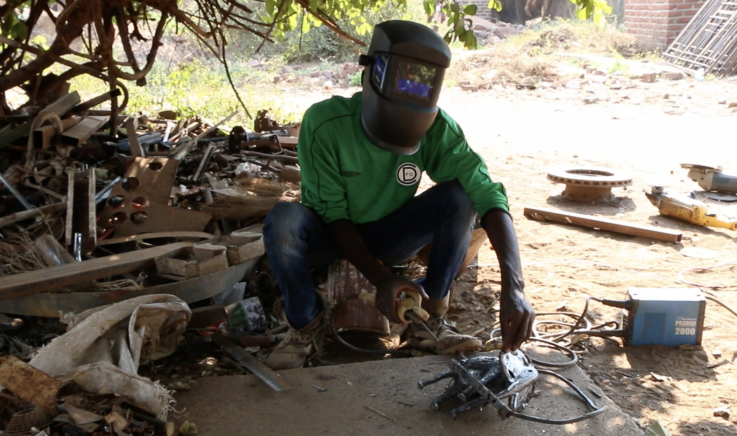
[547,167,632,203]
[418,351,537,419]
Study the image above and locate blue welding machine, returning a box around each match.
[620,288,706,346]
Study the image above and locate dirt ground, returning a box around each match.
[443,77,737,435]
[277,66,737,436]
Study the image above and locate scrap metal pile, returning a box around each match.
[0,90,303,435]
[419,350,607,424]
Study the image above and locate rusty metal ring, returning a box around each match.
[546,167,633,187]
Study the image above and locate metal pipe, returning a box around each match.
[0,172,33,210]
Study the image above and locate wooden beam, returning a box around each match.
[98,231,214,246]
[0,242,193,300]
[0,202,66,229]
[61,116,108,146]
[0,92,81,149]
[523,206,683,243]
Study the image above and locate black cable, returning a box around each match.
[329,297,414,356]
[504,369,608,424]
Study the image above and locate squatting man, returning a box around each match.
[263,20,535,370]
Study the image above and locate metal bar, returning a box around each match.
[0,172,33,210]
[523,206,683,243]
[211,334,293,392]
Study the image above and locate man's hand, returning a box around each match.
[326,219,430,324]
[482,208,535,352]
[375,273,429,324]
[499,287,535,352]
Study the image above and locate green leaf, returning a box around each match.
[454,18,465,36]
[451,2,460,13]
[465,32,478,49]
[302,18,311,33]
[266,0,276,16]
[10,20,27,40]
[424,0,434,15]
[463,4,477,15]
[32,34,46,47]
[644,422,671,436]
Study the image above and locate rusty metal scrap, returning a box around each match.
[0,100,297,317]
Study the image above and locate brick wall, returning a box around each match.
[624,0,706,50]
[460,0,496,21]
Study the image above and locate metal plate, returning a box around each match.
[547,167,633,187]
[0,258,257,317]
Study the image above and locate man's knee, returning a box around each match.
[264,202,313,244]
[434,180,475,218]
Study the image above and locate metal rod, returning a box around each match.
[523,206,683,243]
[211,334,293,392]
[0,172,33,210]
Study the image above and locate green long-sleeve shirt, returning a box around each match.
[298,92,508,224]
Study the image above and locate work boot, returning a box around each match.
[406,293,482,354]
[265,294,327,370]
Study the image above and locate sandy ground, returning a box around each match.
[279,72,737,435]
[441,79,737,436]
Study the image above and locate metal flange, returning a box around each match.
[547,167,633,202]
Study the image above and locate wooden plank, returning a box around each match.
[98,231,214,246]
[61,116,108,146]
[0,202,66,229]
[523,207,683,243]
[0,257,255,317]
[0,92,80,149]
[0,356,61,413]
[0,241,193,300]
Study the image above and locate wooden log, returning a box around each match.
[523,206,683,243]
[0,242,193,300]
[0,92,80,149]
[0,202,66,229]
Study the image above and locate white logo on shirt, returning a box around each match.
[396,163,421,186]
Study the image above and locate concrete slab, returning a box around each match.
[174,355,642,436]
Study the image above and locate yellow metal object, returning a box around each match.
[646,188,737,231]
[397,291,430,324]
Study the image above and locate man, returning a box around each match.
[263,20,534,370]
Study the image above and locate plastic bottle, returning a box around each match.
[695,67,705,82]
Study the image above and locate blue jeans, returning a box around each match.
[263,180,477,329]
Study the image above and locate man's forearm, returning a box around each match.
[326,219,391,286]
[481,209,524,291]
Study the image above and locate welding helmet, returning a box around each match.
[359,20,451,155]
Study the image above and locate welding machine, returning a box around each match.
[619,288,706,346]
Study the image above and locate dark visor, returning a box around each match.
[371,55,439,101]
